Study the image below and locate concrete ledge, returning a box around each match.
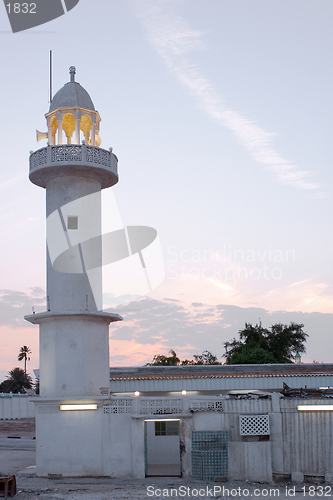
[25,310,122,325]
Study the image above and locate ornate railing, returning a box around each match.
[30,147,48,169]
[86,146,110,168]
[189,400,223,413]
[29,145,117,175]
[102,396,226,416]
[140,398,182,415]
[104,399,133,414]
[51,145,82,163]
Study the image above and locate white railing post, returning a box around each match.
[82,142,86,164]
[47,145,52,164]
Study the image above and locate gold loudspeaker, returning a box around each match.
[36,130,48,142]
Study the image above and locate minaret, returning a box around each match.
[25,67,122,476]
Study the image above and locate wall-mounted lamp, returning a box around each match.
[297,405,333,411]
[134,391,140,397]
[60,404,98,411]
[145,418,180,422]
[181,390,187,395]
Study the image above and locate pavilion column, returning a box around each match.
[75,118,80,144]
[58,120,63,145]
[91,123,96,146]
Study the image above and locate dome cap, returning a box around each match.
[49,66,95,113]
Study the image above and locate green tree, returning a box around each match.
[34,377,40,395]
[223,322,307,364]
[147,349,221,366]
[146,349,180,366]
[18,346,31,374]
[182,350,221,365]
[0,368,32,393]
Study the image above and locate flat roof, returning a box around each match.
[110,363,333,380]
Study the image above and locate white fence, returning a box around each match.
[0,394,35,419]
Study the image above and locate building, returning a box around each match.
[25,66,122,477]
[24,68,333,482]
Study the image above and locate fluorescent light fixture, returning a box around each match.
[297,405,333,411]
[60,404,98,411]
[145,418,180,422]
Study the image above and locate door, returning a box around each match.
[145,420,181,477]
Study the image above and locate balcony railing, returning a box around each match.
[29,144,118,176]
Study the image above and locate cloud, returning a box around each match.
[0,288,45,328]
[108,295,333,365]
[134,0,324,196]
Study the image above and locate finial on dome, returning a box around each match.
[69,66,76,82]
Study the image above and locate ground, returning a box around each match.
[0,419,329,499]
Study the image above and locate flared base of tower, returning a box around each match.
[34,396,110,477]
[25,311,122,398]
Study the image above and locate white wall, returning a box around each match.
[36,404,105,476]
[0,394,35,419]
[228,442,273,482]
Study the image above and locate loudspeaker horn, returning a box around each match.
[36,130,48,142]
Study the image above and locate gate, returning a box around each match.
[191,431,229,481]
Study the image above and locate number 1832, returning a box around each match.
[6,3,36,14]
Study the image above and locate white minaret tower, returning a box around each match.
[25,67,122,476]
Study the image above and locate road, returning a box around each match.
[0,435,35,475]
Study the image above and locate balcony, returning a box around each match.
[29,144,118,189]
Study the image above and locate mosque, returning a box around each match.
[24,68,333,482]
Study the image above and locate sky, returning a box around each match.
[0,0,333,382]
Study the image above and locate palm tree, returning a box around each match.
[18,346,32,374]
[3,368,32,393]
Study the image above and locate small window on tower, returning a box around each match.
[67,216,78,230]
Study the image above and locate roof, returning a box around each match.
[109,364,333,394]
[110,363,333,381]
[49,81,95,113]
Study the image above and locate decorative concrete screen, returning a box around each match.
[140,399,182,415]
[103,399,133,414]
[239,415,270,436]
[191,431,229,481]
[189,400,223,412]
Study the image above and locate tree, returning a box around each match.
[34,377,40,395]
[182,350,221,365]
[0,368,32,393]
[18,346,31,374]
[223,322,308,364]
[147,350,180,366]
[147,349,221,366]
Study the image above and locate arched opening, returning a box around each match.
[62,113,76,144]
[80,114,92,144]
[50,116,58,146]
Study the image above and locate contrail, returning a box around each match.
[134,0,324,197]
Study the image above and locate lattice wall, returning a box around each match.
[189,400,223,412]
[239,414,270,436]
[140,398,182,415]
[103,399,133,414]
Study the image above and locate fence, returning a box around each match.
[0,394,35,419]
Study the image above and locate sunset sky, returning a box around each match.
[1,0,333,382]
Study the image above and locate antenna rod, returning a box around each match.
[49,50,52,103]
